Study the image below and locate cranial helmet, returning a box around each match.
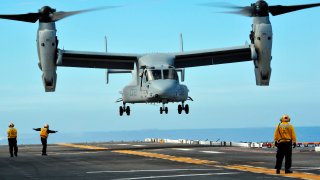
[9,122,14,127]
[44,124,49,128]
[280,114,291,122]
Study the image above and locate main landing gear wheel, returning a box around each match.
[178,105,182,114]
[185,104,189,114]
[126,106,130,116]
[119,106,124,116]
[177,102,190,114]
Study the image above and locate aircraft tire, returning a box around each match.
[119,106,124,116]
[185,104,189,114]
[126,106,130,116]
[160,107,163,114]
[178,105,182,114]
[165,107,168,114]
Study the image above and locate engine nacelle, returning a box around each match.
[252,19,272,86]
[37,23,58,92]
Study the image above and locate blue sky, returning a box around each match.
[0,0,319,136]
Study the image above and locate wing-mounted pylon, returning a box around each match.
[0,6,119,92]
[206,1,320,86]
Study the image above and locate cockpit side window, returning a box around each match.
[146,70,162,81]
[163,69,178,81]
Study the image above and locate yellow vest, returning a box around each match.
[274,122,297,143]
[40,128,49,138]
[7,128,17,138]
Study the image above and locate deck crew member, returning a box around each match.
[7,122,18,157]
[274,114,296,174]
[33,124,57,155]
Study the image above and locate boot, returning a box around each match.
[285,169,293,174]
[276,169,280,174]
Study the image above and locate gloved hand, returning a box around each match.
[293,142,296,148]
[274,142,279,147]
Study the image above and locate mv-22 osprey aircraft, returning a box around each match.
[0,1,319,116]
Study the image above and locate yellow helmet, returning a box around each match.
[9,122,14,127]
[44,124,49,128]
[280,114,290,122]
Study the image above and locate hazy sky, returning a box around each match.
[0,0,319,136]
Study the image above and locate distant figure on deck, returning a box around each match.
[274,114,296,174]
[7,122,18,157]
[33,124,58,156]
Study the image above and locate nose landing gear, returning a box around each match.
[119,103,130,116]
[160,104,168,114]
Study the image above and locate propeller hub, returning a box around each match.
[253,0,269,16]
[38,6,56,23]
[39,6,56,15]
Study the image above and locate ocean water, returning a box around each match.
[0,127,319,145]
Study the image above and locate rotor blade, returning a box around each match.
[224,6,254,17]
[0,13,40,23]
[200,2,255,17]
[269,3,320,16]
[52,6,120,22]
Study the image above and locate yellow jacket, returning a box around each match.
[40,128,49,138]
[274,122,296,143]
[7,127,17,138]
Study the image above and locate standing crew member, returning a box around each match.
[274,114,296,174]
[33,124,57,156]
[7,122,18,157]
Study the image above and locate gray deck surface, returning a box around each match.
[0,142,319,180]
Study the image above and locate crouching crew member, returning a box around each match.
[274,114,296,174]
[7,123,18,157]
[33,124,58,156]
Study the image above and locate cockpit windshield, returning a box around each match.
[163,69,178,80]
[146,68,178,81]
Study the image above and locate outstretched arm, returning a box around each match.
[48,130,58,133]
[33,128,41,131]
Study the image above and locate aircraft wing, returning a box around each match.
[57,49,139,70]
[174,45,252,68]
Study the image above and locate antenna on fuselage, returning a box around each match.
[105,36,108,53]
[178,33,185,82]
[180,33,184,52]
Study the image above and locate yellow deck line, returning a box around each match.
[58,143,320,180]
[223,165,320,180]
[58,143,109,150]
[113,150,217,165]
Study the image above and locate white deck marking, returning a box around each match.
[173,148,193,151]
[87,168,221,174]
[201,151,224,154]
[132,145,146,147]
[113,172,241,180]
[293,167,320,171]
[115,144,130,146]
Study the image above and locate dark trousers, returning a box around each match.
[8,138,18,157]
[275,142,292,170]
[41,138,47,155]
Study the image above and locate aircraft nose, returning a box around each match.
[150,80,177,98]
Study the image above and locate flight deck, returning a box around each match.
[0,142,319,180]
